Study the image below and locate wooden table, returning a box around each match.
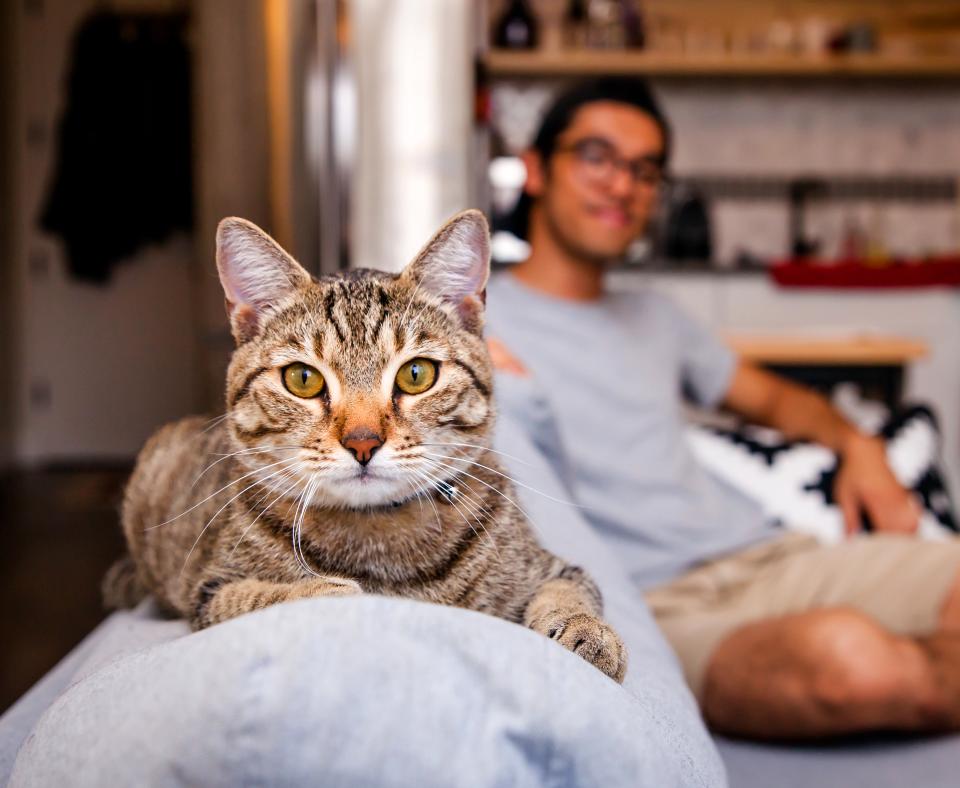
[725,335,929,407]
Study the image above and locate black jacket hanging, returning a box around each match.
[40,10,193,284]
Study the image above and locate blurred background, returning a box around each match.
[2,0,960,710]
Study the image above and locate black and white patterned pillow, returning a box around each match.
[686,405,958,543]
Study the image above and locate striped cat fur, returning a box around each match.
[104,210,626,682]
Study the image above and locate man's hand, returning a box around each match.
[722,362,921,537]
[486,337,530,377]
[834,434,921,536]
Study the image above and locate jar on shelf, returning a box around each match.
[493,0,539,50]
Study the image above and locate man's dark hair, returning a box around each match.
[499,76,671,241]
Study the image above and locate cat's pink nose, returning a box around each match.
[342,429,383,466]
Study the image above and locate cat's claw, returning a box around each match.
[327,578,363,596]
[297,576,363,599]
[535,612,627,683]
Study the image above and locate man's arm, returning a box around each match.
[722,360,920,536]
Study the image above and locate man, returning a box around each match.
[484,77,960,740]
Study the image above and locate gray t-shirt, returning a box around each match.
[485,273,778,589]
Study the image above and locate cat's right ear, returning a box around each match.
[401,210,491,334]
[216,217,311,344]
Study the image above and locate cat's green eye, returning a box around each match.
[282,363,325,398]
[395,358,438,395]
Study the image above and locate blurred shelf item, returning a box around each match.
[769,257,960,289]
[493,0,539,50]
[671,175,958,202]
[484,49,960,78]
[726,335,928,366]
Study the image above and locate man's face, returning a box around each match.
[525,101,665,265]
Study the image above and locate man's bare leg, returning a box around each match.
[702,607,960,740]
[938,568,960,631]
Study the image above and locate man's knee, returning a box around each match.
[938,568,960,631]
[801,608,928,713]
[705,608,943,730]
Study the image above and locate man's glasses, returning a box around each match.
[556,137,665,189]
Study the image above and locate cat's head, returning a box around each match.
[217,210,494,509]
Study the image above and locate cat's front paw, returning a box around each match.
[298,576,363,599]
[536,613,627,683]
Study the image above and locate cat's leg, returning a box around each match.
[524,566,627,683]
[191,575,362,630]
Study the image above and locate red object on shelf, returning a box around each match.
[769,257,960,289]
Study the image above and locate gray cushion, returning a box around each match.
[717,733,960,788]
[7,597,722,787]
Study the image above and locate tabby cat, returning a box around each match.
[104,210,626,682]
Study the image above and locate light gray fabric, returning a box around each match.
[0,600,187,784]
[485,274,777,588]
[716,734,960,788]
[10,596,722,788]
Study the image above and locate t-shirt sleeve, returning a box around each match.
[658,296,738,408]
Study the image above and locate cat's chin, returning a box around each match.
[313,475,419,510]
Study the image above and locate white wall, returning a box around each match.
[11,0,202,464]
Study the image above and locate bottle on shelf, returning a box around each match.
[493,0,539,50]
[620,0,646,49]
[839,214,867,262]
[563,0,588,49]
[586,0,623,49]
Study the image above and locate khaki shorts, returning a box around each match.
[645,533,960,703]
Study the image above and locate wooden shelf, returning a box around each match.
[484,49,960,79]
[726,335,928,366]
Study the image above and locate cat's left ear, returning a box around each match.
[402,210,490,333]
[216,217,312,344]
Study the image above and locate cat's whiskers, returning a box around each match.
[423,452,584,510]
[250,462,305,510]
[452,492,503,561]
[229,466,305,558]
[443,473,497,524]
[150,456,303,530]
[422,462,497,525]
[414,465,501,560]
[285,475,310,575]
[288,475,310,574]
[192,446,301,487]
[240,465,294,516]
[179,461,304,577]
[421,456,524,528]
[413,468,471,547]
[420,441,534,467]
[300,478,320,575]
[423,463,500,541]
[408,470,444,538]
[407,476,436,535]
[199,413,229,435]
[292,475,322,577]
[420,455,545,541]
[414,457,496,521]
[209,445,303,458]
